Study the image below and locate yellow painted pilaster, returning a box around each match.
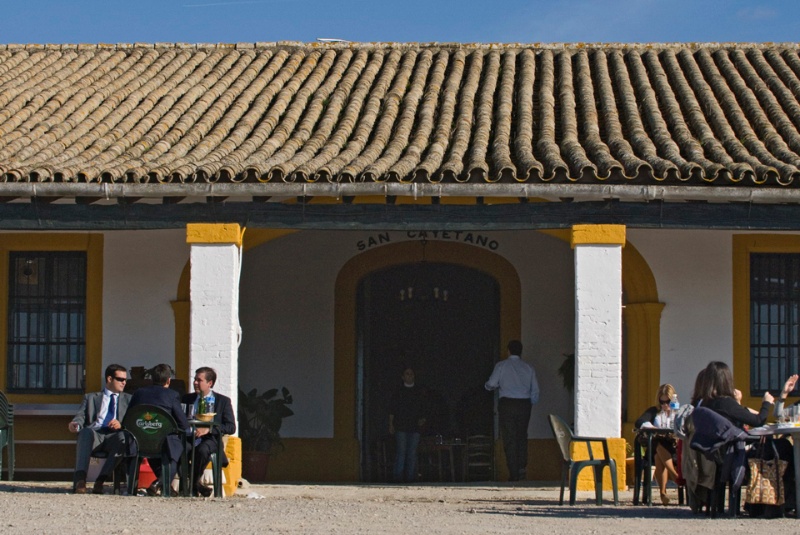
[186,223,244,247]
[623,302,665,435]
[170,300,190,384]
[570,224,626,247]
[223,436,242,496]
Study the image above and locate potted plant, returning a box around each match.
[556,353,575,393]
[556,352,575,423]
[238,386,294,482]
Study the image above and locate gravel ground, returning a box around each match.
[1,481,799,534]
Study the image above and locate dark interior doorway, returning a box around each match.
[357,261,500,481]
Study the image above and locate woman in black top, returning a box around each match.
[697,361,773,428]
[635,384,680,505]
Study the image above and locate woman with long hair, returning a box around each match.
[698,361,773,428]
[635,384,681,505]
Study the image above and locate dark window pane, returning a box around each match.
[750,253,800,395]
[7,252,87,393]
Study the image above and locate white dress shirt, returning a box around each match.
[485,354,540,404]
[91,388,117,429]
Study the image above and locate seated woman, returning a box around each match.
[635,384,680,505]
[701,363,773,506]
[697,361,773,428]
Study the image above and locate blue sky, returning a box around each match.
[3,0,799,44]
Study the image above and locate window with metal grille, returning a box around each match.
[750,253,800,395]
[7,252,87,393]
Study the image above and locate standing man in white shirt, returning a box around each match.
[68,364,131,494]
[485,340,540,482]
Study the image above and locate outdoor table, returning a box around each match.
[432,439,467,482]
[748,423,800,517]
[187,419,221,497]
[633,426,674,506]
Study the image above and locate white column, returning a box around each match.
[572,225,625,437]
[188,224,242,426]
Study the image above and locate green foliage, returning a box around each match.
[238,386,294,453]
[557,353,575,393]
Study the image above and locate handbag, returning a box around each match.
[745,438,788,506]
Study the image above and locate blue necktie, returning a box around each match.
[102,394,116,428]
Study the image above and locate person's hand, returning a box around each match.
[734,389,743,404]
[783,374,799,397]
[388,423,395,435]
[417,418,426,428]
[195,427,210,438]
[764,391,775,404]
[68,421,80,433]
[107,419,122,431]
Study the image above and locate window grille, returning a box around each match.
[750,253,800,395]
[7,252,87,393]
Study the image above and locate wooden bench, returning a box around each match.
[10,404,79,477]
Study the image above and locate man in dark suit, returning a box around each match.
[129,363,189,496]
[182,366,236,497]
[69,364,131,494]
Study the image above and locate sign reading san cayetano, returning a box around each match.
[356,231,500,251]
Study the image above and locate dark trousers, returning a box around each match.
[192,437,219,484]
[73,428,127,487]
[499,397,531,481]
[148,457,177,484]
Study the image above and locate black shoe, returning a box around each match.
[74,480,88,494]
[146,480,161,497]
[195,483,213,498]
[92,480,105,495]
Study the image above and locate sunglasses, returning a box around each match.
[112,376,128,382]
[659,399,670,405]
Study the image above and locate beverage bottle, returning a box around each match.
[199,396,206,415]
[669,394,680,428]
[206,393,216,414]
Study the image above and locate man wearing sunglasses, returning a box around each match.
[69,364,131,494]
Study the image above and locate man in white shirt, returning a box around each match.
[68,364,131,494]
[485,340,540,481]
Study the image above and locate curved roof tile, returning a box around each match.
[1,42,800,187]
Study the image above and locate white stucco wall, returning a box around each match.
[627,229,733,404]
[239,231,343,439]
[573,243,622,437]
[628,229,800,405]
[102,230,189,371]
[97,227,800,444]
[493,231,575,436]
[190,242,241,411]
[238,230,575,440]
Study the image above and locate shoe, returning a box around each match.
[195,483,213,498]
[660,492,671,506]
[92,480,105,495]
[74,480,88,494]
[146,480,161,497]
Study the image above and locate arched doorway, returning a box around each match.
[357,260,500,480]
[335,239,521,481]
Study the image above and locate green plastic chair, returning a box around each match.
[548,414,619,506]
[0,391,13,481]
[121,404,187,497]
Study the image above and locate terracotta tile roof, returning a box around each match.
[2,42,800,189]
